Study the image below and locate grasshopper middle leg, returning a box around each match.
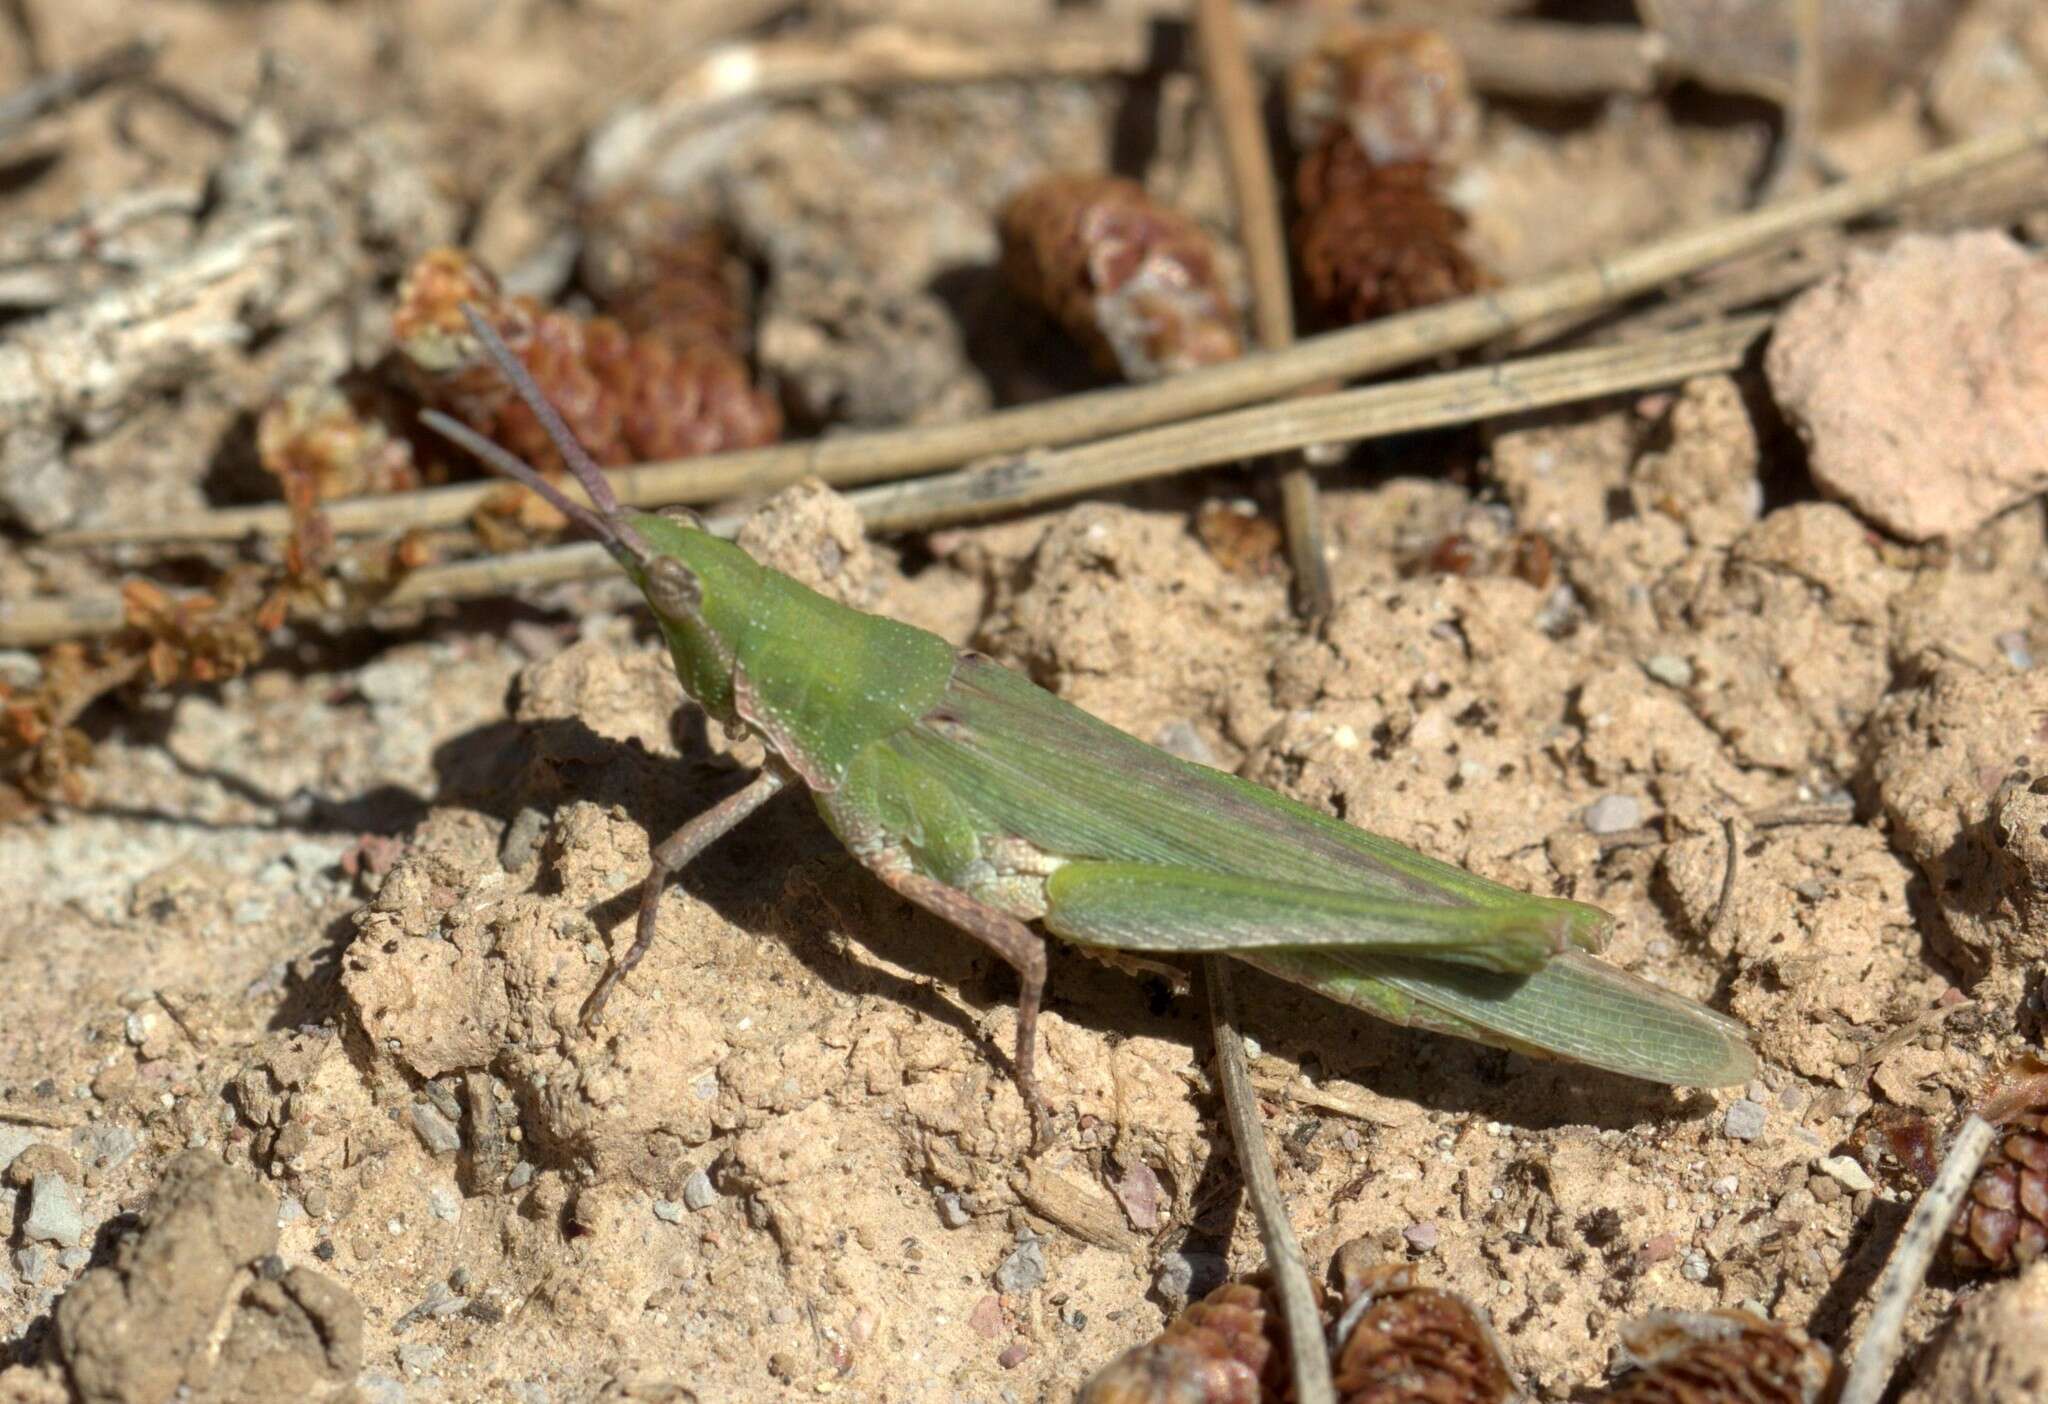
[581,767,789,1027]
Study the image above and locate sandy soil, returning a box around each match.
[4,2,2048,1402]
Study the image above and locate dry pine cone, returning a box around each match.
[393,247,780,478]
[1286,26,1477,168]
[1603,1310,1835,1404]
[1953,1055,2048,1272]
[1329,1250,1513,1404]
[999,173,1242,382]
[1287,27,1485,327]
[1078,1280,1289,1404]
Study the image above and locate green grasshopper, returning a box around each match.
[425,308,1754,1142]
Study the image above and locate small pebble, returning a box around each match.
[0,1129,39,1175]
[769,1304,798,1325]
[1997,631,2034,671]
[23,1172,84,1247]
[505,1162,535,1191]
[994,1234,1046,1294]
[397,1342,445,1374]
[997,1341,1030,1370]
[1583,795,1643,835]
[72,1123,137,1171]
[1723,1098,1768,1142]
[1153,1250,1227,1304]
[935,1191,970,1230]
[653,1199,684,1224]
[1817,1154,1874,1193]
[1680,1250,1711,1283]
[1402,1221,1440,1253]
[57,1247,90,1272]
[499,807,550,871]
[1643,654,1694,687]
[682,1168,715,1212]
[13,1245,49,1283]
[426,1186,461,1221]
[410,1102,462,1156]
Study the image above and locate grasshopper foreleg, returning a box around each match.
[581,767,789,1028]
[870,865,1052,1149]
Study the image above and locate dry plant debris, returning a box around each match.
[1606,1309,1835,1404]
[1953,1054,2048,1272]
[392,246,782,481]
[1287,28,1487,326]
[998,173,1245,381]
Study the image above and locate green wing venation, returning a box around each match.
[1042,862,1569,974]
[1243,948,1756,1087]
[892,656,1610,946]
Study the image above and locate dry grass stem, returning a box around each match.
[54,116,2047,550]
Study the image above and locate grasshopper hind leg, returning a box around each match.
[867,865,1052,1150]
[580,768,789,1028]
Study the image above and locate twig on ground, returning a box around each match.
[1707,815,1746,952]
[0,37,159,139]
[1194,0,1330,618]
[587,8,1662,179]
[3,319,1761,646]
[1596,793,1857,853]
[1208,958,1334,1404]
[59,115,2048,549]
[1839,1114,1995,1404]
[1250,1075,1406,1129]
[848,314,1763,529]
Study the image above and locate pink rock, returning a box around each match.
[1765,231,2048,541]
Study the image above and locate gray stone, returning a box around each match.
[1643,654,1694,688]
[994,1234,1046,1294]
[71,1122,136,1171]
[681,1167,715,1211]
[397,1343,445,1373]
[0,1127,36,1173]
[410,1102,462,1156]
[1817,1154,1874,1193]
[1584,795,1644,835]
[653,1199,684,1223]
[935,1191,970,1230]
[499,806,551,871]
[1153,1250,1228,1304]
[23,1172,84,1247]
[1723,1098,1768,1142]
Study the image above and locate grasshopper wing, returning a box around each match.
[1242,947,1757,1086]
[1041,861,1575,974]
[889,655,1610,943]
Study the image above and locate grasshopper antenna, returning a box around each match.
[420,303,652,560]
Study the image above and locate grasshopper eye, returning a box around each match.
[646,556,702,620]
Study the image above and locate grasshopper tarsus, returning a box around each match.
[580,768,791,1029]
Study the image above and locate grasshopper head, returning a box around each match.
[420,305,742,715]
